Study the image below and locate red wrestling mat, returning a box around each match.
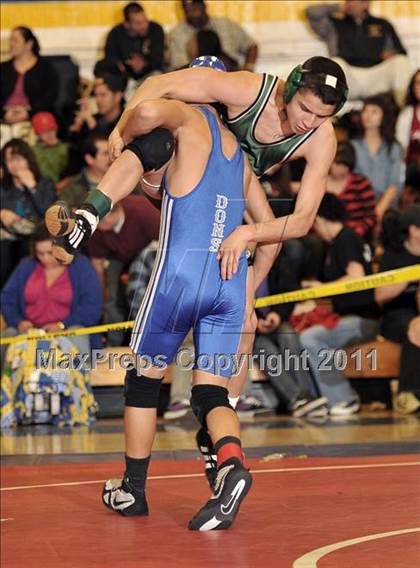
[2,455,420,568]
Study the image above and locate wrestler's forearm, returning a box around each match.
[245,211,312,245]
[252,242,281,290]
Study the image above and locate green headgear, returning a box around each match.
[284,63,348,113]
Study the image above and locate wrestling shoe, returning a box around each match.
[188,458,252,531]
[45,201,97,264]
[196,427,217,490]
[102,477,149,517]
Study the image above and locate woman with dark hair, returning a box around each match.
[327,142,376,239]
[351,95,404,222]
[0,138,56,286]
[1,222,102,355]
[187,29,238,71]
[396,69,420,177]
[1,223,101,426]
[0,26,58,124]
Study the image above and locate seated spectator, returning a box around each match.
[306,1,412,106]
[351,95,403,222]
[68,74,124,173]
[31,112,69,183]
[0,139,56,287]
[104,2,164,84]
[1,223,102,365]
[187,29,238,71]
[253,244,328,418]
[88,195,160,345]
[327,141,376,239]
[399,169,420,210]
[396,69,420,178]
[0,27,58,124]
[70,74,125,140]
[299,193,380,415]
[60,134,110,208]
[169,0,257,71]
[375,206,420,414]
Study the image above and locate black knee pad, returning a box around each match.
[190,384,231,427]
[124,127,175,172]
[124,367,163,408]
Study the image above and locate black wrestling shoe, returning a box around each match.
[102,477,149,517]
[188,458,252,531]
[196,427,217,490]
[45,201,96,264]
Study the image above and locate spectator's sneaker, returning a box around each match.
[188,458,252,531]
[236,395,269,418]
[196,427,217,490]
[163,399,191,420]
[394,392,420,414]
[306,403,329,419]
[291,396,328,418]
[102,477,149,517]
[329,398,360,417]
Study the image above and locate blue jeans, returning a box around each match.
[299,316,379,406]
[254,323,318,408]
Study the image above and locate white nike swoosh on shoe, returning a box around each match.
[220,479,246,515]
[111,491,135,510]
[198,515,223,531]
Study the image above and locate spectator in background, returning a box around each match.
[31,112,69,184]
[396,69,420,178]
[253,244,328,419]
[68,74,124,173]
[351,95,403,222]
[399,169,420,211]
[88,195,160,346]
[1,223,102,363]
[0,27,58,125]
[187,29,238,71]
[104,2,164,86]
[0,139,56,287]
[60,134,109,209]
[375,206,420,414]
[306,1,411,106]
[169,0,257,71]
[299,194,380,416]
[70,74,125,140]
[327,142,376,239]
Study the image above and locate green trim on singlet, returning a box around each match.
[226,74,317,177]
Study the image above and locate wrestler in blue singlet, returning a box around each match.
[130,106,248,377]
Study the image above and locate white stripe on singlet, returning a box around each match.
[130,193,174,353]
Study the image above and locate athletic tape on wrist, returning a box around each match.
[84,189,113,220]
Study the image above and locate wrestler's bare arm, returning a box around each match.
[245,123,336,244]
[98,99,196,204]
[217,123,336,280]
[109,69,259,159]
[219,160,280,282]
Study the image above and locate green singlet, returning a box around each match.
[225,74,317,178]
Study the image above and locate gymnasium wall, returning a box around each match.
[1,1,419,78]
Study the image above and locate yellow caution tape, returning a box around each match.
[1,265,419,345]
[254,264,420,308]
